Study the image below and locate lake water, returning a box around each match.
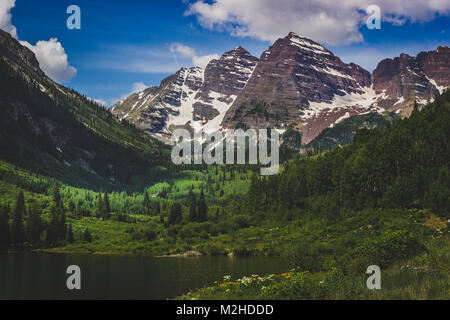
[0,253,292,300]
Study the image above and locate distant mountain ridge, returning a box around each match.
[112,32,449,146]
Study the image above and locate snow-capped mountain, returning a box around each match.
[112,32,449,145]
[111,46,258,142]
[222,32,379,145]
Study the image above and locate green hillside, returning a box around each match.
[0,56,169,190]
[306,112,399,150]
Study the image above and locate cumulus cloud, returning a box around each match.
[121,82,148,99]
[0,0,17,39]
[170,43,197,58]
[20,38,77,83]
[1,1,77,83]
[170,42,219,68]
[131,82,148,94]
[108,81,150,107]
[193,53,220,68]
[185,0,450,45]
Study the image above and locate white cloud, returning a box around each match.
[131,81,148,94]
[0,0,17,39]
[120,82,148,99]
[185,0,450,45]
[20,38,77,83]
[1,1,77,83]
[170,42,219,68]
[193,54,220,68]
[112,82,149,105]
[170,43,197,57]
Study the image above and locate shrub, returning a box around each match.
[232,215,251,229]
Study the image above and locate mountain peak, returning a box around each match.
[221,46,253,60]
[287,31,305,39]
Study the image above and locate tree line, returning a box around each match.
[248,90,450,220]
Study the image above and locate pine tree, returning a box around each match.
[97,193,103,218]
[57,201,66,239]
[68,200,75,216]
[66,224,74,243]
[52,181,61,207]
[46,204,60,247]
[143,191,151,215]
[75,201,81,218]
[188,190,197,222]
[103,192,110,220]
[83,228,92,242]
[26,202,42,245]
[11,192,26,245]
[168,203,183,225]
[197,190,208,222]
[0,205,10,249]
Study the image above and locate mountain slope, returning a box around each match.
[305,112,398,150]
[0,29,168,189]
[111,46,259,142]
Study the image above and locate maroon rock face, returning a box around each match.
[373,54,437,101]
[199,46,259,100]
[222,32,372,140]
[113,31,448,146]
[372,46,449,111]
[417,46,450,88]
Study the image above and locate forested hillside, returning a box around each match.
[250,90,450,218]
[305,112,399,151]
[0,57,169,190]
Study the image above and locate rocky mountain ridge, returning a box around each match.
[112,32,449,145]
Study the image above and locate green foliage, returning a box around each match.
[83,228,92,242]
[188,189,197,222]
[0,205,10,249]
[26,202,43,245]
[0,57,170,190]
[251,90,450,213]
[197,190,208,222]
[306,112,398,150]
[11,191,26,245]
[168,203,183,225]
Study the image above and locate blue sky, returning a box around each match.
[3,0,450,106]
